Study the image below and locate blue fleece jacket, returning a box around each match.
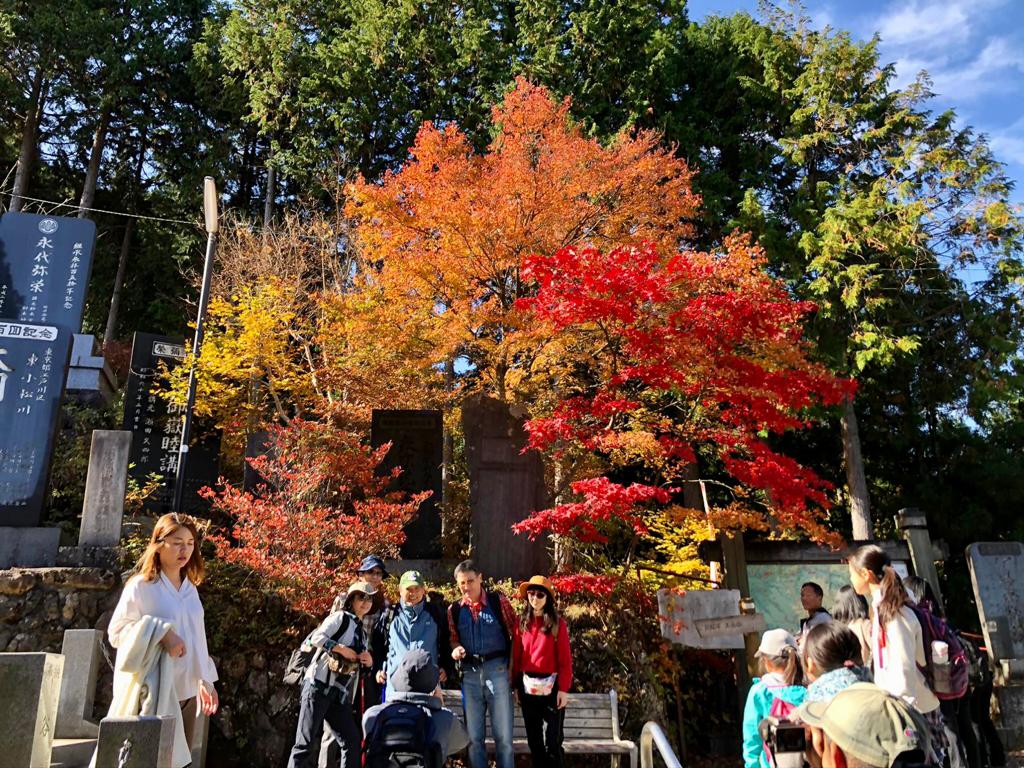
[741,672,807,768]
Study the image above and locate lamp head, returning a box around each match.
[203,177,218,234]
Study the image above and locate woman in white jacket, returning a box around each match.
[108,513,219,750]
[848,544,944,762]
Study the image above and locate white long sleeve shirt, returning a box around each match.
[109,572,218,702]
[870,592,939,713]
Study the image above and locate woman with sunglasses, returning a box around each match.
[288,580,375,768]
[512,576,573,768]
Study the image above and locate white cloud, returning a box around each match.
[989,117,1024,167]
[876,0,973,50]
[926,37,1024,101]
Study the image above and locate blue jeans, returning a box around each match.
[462,657,514,768]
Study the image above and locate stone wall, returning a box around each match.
[0,565,303,766]
[0,567,120,720]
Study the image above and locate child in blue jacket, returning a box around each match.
[742,629,807,768]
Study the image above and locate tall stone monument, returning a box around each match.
[122,332,220,512]
[371,409,443,559]
[0,212,96,565]
[462,394,548,580]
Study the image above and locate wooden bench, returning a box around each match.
[440,689,637,768]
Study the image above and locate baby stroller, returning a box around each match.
[364,700,444,768]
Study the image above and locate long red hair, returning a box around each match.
[135,513,206,584]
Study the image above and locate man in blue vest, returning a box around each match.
[374,570,453,700]
[447,559,518,768]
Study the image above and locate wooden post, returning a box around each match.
[719,533,756,701]
[896,508,945,614]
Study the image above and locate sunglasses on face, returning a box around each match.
[352,593,373,602]
[527,589,548,598]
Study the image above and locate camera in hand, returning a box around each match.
[762,716,807,768]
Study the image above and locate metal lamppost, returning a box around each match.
[173,176,219,513]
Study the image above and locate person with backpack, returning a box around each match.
[447,559,518,768]
[802,622,872,702]
[799,582,833,636]
[374,570,453,700]
[363,648,469,766]
[287,580,375,768]
[512,576,573,768]
[320,556,394,768]
[904,576,977,768]
[742,628,807,768]
[848,545,946,764]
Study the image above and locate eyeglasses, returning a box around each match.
[526,589,548,598]
[362,569,384,577]
[352,593,373,602]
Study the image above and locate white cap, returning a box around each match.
[756,628,798,658]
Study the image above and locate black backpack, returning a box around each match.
[365,702,443,768]
[283,613,352,686]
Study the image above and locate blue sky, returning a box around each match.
[687,0,1024,201]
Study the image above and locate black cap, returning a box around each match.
[390,648,439,694]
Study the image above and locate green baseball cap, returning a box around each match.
[399,570,425,589]
[795,683,930,768]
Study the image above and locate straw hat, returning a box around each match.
[518,575,556,600]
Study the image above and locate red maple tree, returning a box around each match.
[205,417,429,615]
[513,236,855,548]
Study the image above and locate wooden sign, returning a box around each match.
[695,613,766,639]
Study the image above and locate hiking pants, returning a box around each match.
[288,681,361,768]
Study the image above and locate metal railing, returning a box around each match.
[640,721,683,768]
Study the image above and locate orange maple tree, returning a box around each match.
[345,77,701,400]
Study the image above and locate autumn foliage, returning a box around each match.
[346,77,700,400]
[513,235,855,547]
[204,417,428,615]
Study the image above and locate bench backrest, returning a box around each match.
[440,689,622,742]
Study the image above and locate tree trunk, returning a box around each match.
[841,395,872,539]
[103,218,134,347]
[77,105,112,218]
[263,162,276,228]
[102,131,146,347]
[10,69,47,213]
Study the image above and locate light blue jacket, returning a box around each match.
[742,673,807,768]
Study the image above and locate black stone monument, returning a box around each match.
[371,409,443,559]
[0,212,96,525]
[122,332,220,512]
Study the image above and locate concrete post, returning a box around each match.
[95,716,175,768]
[895,508,945,613]
[0,652,64,767]
[79,430,132,547]
[56,628,102,737]
[191,711,210,768]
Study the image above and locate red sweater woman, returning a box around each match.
[512,576,574,768]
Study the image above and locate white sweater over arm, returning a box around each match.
[109,572,218,702]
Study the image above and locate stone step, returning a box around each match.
[50,738,96,768]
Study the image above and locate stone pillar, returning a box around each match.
[895,508,944,613]
[0,652,64,767]
[95,716,175,768]
[79,430,132,547]
[56,628,102,737]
